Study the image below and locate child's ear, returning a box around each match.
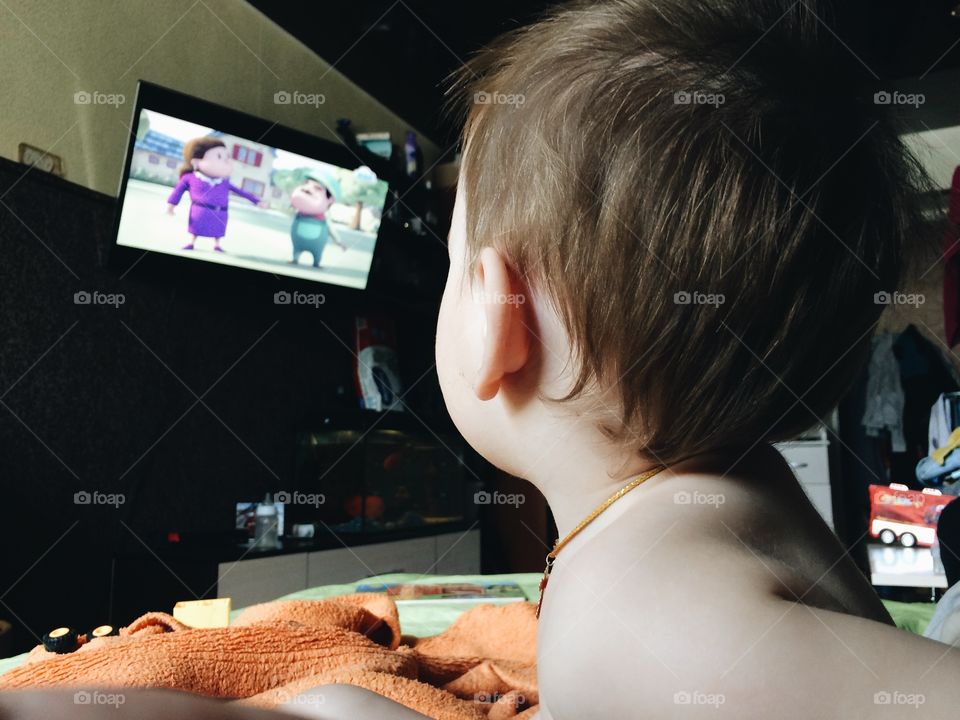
[472,247,531,401]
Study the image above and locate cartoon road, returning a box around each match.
[117,179,377,289]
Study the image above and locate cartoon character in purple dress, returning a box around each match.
[166,137,265,253]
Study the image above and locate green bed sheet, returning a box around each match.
[882,599,936,636]
[269,572,542,638]
[0,573,937,677]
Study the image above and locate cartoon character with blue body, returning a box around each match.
[289,171,348,268]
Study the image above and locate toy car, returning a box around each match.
[868,483,956,548]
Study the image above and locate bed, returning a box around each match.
[0,572,935,677]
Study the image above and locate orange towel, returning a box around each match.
[0,594,539,719]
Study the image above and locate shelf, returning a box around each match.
[868,543,947,589]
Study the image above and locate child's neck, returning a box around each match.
[526,448,662,539]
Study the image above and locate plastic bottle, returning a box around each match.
[405,130,421,178]
[254,493,279,549]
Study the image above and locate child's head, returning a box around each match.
[436,0,929,474]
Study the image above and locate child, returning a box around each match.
[432,1,959,717]
[4,1,957,718]
[166,136,265,253]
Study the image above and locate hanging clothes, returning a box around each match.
[930,393,954,454]
[894,325,960,479]
[944,165,960,347]
[862,332,906,452]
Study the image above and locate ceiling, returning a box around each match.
[247,0,960,147]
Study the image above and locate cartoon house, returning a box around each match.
[130,127,293,209]
[268,178,292,211]
[209,132,286,209]
[130,129,183,185]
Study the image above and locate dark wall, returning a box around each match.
[250,1,960,144]
[0,157,451,654]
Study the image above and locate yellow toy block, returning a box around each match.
[173,598,232,628]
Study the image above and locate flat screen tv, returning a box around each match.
[113,81,390,291]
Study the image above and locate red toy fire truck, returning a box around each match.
[868,483,957,548]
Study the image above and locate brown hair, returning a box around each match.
[179,137,226,177]
[452,0,933,465]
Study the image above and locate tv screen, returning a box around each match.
[114,83,390,290]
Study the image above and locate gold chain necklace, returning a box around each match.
[536,466,666,617]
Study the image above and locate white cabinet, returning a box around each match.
[218,530,481,609]
[216,553,308,609]
[776,440,833,528]
[435,530,482,574]
[307,536,437,587]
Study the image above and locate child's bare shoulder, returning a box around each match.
[537,448,960,718]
